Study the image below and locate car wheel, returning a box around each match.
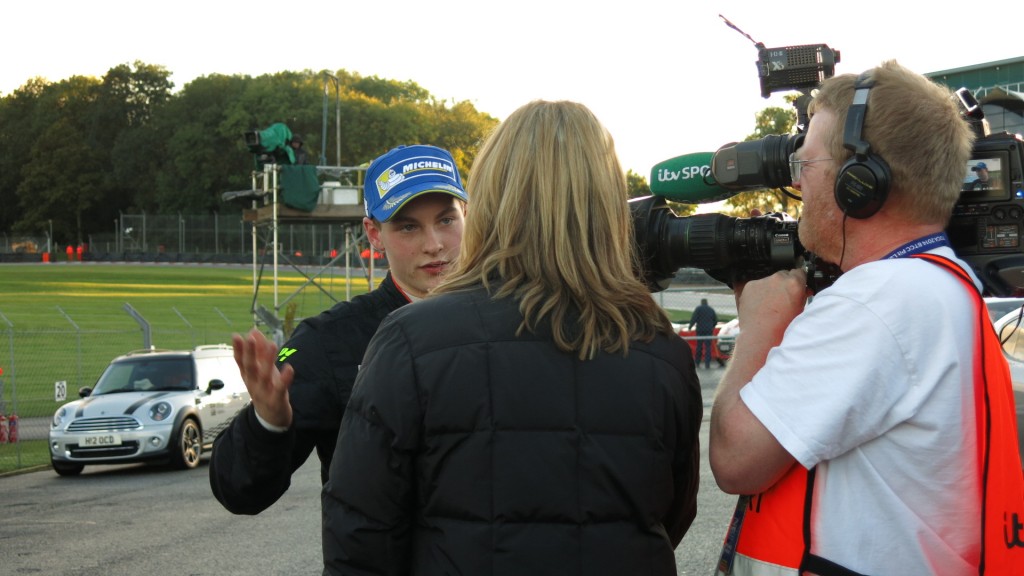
[52,459,84,477]
[170,418,202,470]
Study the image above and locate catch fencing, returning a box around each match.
[0,284,733,474]
[1,212,360,265]
[0,304,243,474]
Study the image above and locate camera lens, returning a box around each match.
[711,133,803,191]
[630,195,804,290]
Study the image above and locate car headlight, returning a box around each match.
[150,401,173,422]
[52,407,67,428]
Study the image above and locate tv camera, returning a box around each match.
[945,88,1024,297]
[633,16,1024,297]
[632,16,841,293]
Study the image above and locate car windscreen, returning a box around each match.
[91,357,195,395]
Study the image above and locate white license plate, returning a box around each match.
[80,434,122,447]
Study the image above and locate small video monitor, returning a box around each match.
[960,154,1010,202]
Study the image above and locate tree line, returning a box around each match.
[0,61,796,248]
[0,62,502,246]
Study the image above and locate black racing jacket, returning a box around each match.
[209,273,408,515]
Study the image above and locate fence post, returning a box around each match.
[214,307,233,328]
[123,303,152,349]
[55,306,83,389]
[345,226,352,300]
[0,309,20,466]
[0,310,12,417]
[172,306,196,348]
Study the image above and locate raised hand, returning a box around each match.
[232,328,295,429]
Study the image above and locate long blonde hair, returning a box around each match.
[433,100,673,360]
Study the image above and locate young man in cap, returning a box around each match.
[968,161,994,190]
[210,144,467,515]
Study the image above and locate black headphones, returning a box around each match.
[834,72,892,219]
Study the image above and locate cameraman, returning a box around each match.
[710,60,1022,575]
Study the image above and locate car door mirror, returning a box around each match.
[79,386,92,398]
[206,379,225,393]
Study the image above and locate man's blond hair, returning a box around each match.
[810,60,975,224]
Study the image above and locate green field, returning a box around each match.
[0,440,48,473]
[0,263,370,330]
[0,262,703,474]
[0,263,371,465]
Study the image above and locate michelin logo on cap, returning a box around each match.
[364,145,468,222]
[374,159,456,199]
[375,168,406,196]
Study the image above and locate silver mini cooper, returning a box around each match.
[49,345,249,476]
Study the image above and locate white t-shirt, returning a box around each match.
[740,247,983,574]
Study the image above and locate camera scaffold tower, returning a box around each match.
[242,162,380,344]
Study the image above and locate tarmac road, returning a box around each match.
[678,365,734,575]
[5,366,732,575]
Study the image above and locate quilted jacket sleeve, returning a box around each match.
[664,352,702,547]
[209,404,306,514]
[321,314,421,576]
[209,318,339,515]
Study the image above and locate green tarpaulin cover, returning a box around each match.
[258,123,296,164]
[279,165,320,212]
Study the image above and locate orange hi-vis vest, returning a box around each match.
[716,254,1024,576]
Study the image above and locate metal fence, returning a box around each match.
[0,304,245,473]
[1,212,360,263]
[0,284,733,474]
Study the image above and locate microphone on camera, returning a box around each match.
[649,152,738,204]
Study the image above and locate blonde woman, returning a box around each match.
[323,100,702,575]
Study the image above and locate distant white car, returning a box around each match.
[715,318,740,359]
[49,345,249,476]
[991,311,1024,470]
[984,296,1024,322]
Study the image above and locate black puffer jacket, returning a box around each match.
[210,273,408,515]
[322,286,702,576]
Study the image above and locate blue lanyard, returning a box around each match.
[882,232,951,260]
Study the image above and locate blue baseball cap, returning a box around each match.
[972,162,988,171]
[364,145,468,222]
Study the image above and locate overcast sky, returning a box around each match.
[5,1,1021,182]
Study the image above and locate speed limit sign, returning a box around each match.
[55,380,67,402]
